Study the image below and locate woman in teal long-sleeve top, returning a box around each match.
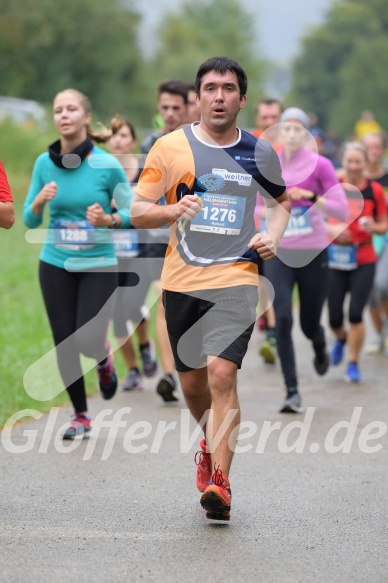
[24,88,133,439]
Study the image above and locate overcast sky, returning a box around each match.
[136,0,331,64]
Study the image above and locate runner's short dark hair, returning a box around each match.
[195,57,248,97]
[255,98,283,115]
[158,80,188,104]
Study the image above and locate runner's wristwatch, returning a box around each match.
[110,214,118,229]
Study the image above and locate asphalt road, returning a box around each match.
[1,319,387,583]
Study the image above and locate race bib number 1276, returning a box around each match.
[190,193,246,235]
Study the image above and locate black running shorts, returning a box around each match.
[163,285,258,372]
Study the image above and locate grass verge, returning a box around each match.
[0,170,157,428]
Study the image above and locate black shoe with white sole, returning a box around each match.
[156,374,179,402]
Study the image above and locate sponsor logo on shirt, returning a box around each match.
[197,173,225,192]
[212,168,252,186]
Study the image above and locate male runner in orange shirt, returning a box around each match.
[132,57,290,521]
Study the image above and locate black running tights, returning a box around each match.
[264,250,329,391]
[39,261,117,413]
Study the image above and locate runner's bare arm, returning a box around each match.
[131,192,203,229]
[265,190,291,247]
[0,201,15,229]
[248,191,290,260]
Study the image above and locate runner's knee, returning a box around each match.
[349,309,363,324]
[208,360,237,395]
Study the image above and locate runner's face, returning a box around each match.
[197,70,246,133]
[256,103,281,130]
[158,93,187,133]
[108,125,136,155]
[363,136,384,165]
[53,91,91,141]
[280,120,306,151]
[343,149,367,179]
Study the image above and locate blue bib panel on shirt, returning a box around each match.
[54,219,95,250]
[112,229,139,258]
[282,207,313,238]
[328,244,358,270]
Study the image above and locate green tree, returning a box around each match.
[0,0,144,120]
[147,0,265,127]
[330,36,388,138]
[289,0,387,137]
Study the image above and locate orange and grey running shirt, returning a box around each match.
[136,123,286,292]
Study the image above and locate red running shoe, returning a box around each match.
[200,465,231,521]
[194,438,212,492]
[62,413,91,440]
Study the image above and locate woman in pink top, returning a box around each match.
[255,107,348,413]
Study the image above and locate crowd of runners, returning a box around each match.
[2,55,388,522]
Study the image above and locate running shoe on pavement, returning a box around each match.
[331,338,345,366]
[62,413,91,440]
[156,373,179,402]
[195,438,212,492]
[365,335,385,354]
[139,341,158,377]
[313,351,330,376]
[257,315,267,333]
[279,390,303,414]
[97,352,118,400]
[345,362,361,383]
[120,368,143,391]
[200,465,231,521]
[259,337,277,365]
